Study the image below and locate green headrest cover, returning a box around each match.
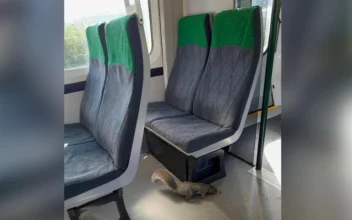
[86,24,105,62]
[105,15,135,72]
[178,13,209,47]
[212,7,258,49]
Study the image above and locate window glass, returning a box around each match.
[64,0,152,70]
[236,0,273,51]
[64,0,126,70]
[252,0,273,50]
[140,0,152,53]
[127,0,152,53]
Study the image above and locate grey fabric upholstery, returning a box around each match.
[80,59,106,134]
[192,8,262,131]
[95,65,135,168]
[146,102,188,127]
[95,16,144,170]
[65,141,117,185]
[163,14,211,112]
[145,14,211,129]
[64,123,94,146]
[192,46,254,129]
[165,45,209,112]
[80,23,107,135]
[64,141,123,199]
[64,23,107,146]
[150,115,234,153]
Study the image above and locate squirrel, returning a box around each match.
[151,169,217,202]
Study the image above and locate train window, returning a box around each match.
[236,0,273,51]
[64,0,152,71]
[141,0,152,53]
[126,0,153,54]
[252,0,273,51]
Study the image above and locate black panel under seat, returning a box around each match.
[146,129,226,183]
[146,129,188,181]
[188,150,226,184]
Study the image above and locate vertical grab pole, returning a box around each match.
[256,0,281,170]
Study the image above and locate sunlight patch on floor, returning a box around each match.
[264,139,281,184]
[248,139,281,190]
[248,168,281,191]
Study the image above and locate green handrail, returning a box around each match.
[256,0,281,170]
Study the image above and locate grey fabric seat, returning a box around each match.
[65,14,149,213]
[64,141,123,200]
[64,23,107,146]
[150,115,235,153]
[192,7,261,131]
[146,13,211,126]
[149,7,263,157]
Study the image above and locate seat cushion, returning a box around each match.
[64,141,124,200]
[150,115,235,153]
[146,102,189,127]
[64,123,94,146]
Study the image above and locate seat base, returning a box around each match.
[67,188,130,220]
[146,129,226,183]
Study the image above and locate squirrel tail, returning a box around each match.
[151,169,178,192]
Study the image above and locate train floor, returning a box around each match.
[75,154,281,220]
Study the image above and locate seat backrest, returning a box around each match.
[80,23,107,134]
[165,13,211,112]
[94,15,145,169]
[193,7,262,130]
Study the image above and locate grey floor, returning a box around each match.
[78,154,281,220]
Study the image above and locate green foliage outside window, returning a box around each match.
[64,24,89,69]
[64,11,151,70]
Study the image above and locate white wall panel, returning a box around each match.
[64,91,83,124]
[183,0,234,15]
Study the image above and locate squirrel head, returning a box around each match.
[207,185,217,194]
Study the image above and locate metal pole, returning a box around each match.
[256,0,281,170]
